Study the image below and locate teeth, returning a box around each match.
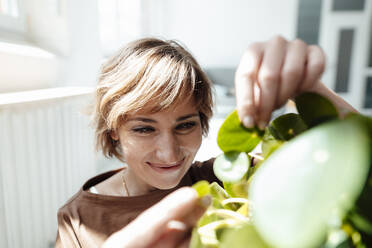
[149,159,184,168]
[161,165,177,168]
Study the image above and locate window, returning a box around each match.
[0,0,19,17]
[296,0,322,45]
[363,77,372,108]
[335,29,354,93]
[332,0,365,11]
[0,0,25,33]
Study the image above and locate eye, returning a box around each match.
[132,126,155,134]
[175,121,197,133]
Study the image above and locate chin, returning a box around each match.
[154,179,182,190]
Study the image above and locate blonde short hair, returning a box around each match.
[93,38,214,161]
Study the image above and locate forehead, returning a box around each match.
[130,97,198,119]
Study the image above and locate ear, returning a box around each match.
[110,130,119,141]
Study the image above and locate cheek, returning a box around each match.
[183,128,203,153]
[119,134,150,162]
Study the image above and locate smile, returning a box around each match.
[147,158,185,172]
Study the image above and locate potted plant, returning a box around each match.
[191,93,372,248]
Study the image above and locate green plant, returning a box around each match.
[191,93,372,248]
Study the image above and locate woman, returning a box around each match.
[55,36,355,248]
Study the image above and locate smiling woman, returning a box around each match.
[55,38,220,247]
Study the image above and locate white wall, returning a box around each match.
[26,0,69,55]
[142,0,298,67]
[0,0,299,92]
[61,0,102,87]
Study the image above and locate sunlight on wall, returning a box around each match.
[0,41,58,93]
[0,41,55,58]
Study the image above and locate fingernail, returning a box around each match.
[258,121,266,130]
[200,195,212,208]
[176,187,198,202]
[242,116,254,128]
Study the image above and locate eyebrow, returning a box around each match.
[176,113,199,122]
[127,113,199,123]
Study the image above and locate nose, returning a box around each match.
[155,132,182,163]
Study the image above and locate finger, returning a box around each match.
[132,187,198,243]
[151,196,210,248]
[180,196,210,227]
[235,42,264,128]
[149,194,210,248]
[104,187,198,247]
[277,39,307,107]
[177,236,191,248]
[140,187,200,224]
[152,234,190,248]
[151,229,189,248]
[257,36,286,129]
[150,206,206,248]
[300,45,325,92]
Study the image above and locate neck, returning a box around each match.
[123,166,157,196]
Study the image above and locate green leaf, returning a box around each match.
[344,113,372,245]
[213,152,250,183]
[193,180,211,198]
[236,202,249,217]
[219,224,271,248]
[198,219,241,247]
[223,181,248,199]
[295,92,339,128]
[210,182,229,200]
[345,113,372,140]
[268,113,308,140]
[261,130,284,159]
[217,110,263,153]
[197,211,221,228]
[190,228,204,248]
[250,119,371,248]
[209,182,230,209]
[347,211,372,235]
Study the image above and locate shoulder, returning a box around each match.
[56,170,117,219]
[57,190,83,222]
[56,190,87,247]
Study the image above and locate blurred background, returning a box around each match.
[0,0,371,247]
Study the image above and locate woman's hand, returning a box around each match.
[235,35,357,128]
[235,35,332,129]
[102,187,211,248]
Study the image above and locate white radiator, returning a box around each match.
[0,87,97,248]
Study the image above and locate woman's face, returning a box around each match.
[114,99,203,191]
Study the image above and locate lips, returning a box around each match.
[147,158,185,172]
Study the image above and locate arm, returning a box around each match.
[55,210,81,248]
[310,81,358,117]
